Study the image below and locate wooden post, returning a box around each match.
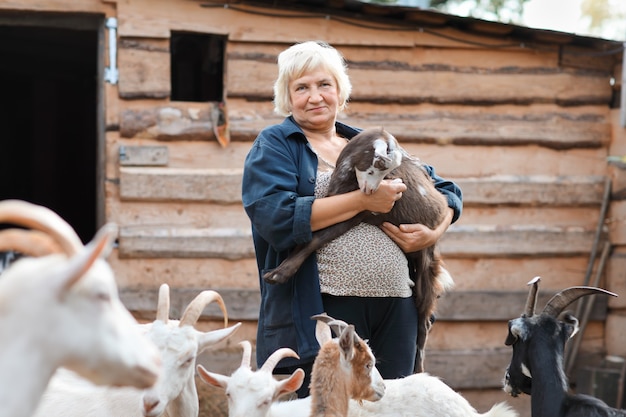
[622,41,626,127]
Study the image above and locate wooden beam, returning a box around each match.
[119,167,242,203]
[119,287,610,323]
[455,175,607,206]
[118,169,606,206]
[119,106,610,150]
[118,225,254,259]
[441,225,597,257]
[228,59,613,106]
[117,223,599,259]
[436,290,609,322]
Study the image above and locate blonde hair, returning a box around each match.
[273,41,352,116]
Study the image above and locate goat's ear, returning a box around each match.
[58,223,116,295]
[505,319,523,346]
[315,320,332,345]
[275,368,305,399]
[196,364,230,389]
[198,322,242,353]
[561,312,580,339]
[338,325,356,361]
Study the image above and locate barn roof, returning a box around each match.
[199,0,623,54]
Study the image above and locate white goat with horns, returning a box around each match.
[33,283,242,417]
[199,313,518,417]
[0,199,162,417]
[198,313,386,417]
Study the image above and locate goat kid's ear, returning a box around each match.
[275,368,305,399]
[196,364,230,389]
[338,325,356,361]
[58,223,117,296]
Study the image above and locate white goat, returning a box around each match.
[0,199,162,417]
[33,283,242,417]
[199,314,517,417]
[198,313,386,417]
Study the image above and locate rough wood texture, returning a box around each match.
[118,39,170,98]
[119,287,609,323]
[228,59,613,105]
[118,168,606,206]
[118,145,168,166]
[116,223,599,259]
[118,225,254,259]
[119,103,611,149]
[119,167,242,203]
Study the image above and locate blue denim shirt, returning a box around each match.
[241,116,463,369]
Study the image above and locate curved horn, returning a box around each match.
[179,290,228,327]
[312,313,349,337]
[523,276,541,317]
[239,340,252,369]
[156,283,170,323]
[0,229,63,256]
[260,347,299,373]
[542,286,618,318]
[0,200,83,256]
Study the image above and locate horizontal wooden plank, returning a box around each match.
[436,290,610,322]
[120,287,610,323]
[117,99,611,150]
[120,287,260,322]
[117,224,599,259]
[119,109,611,151]
[109,253,592,293]
[455,175,608,206]
[228,59,613,106]
[119,167,242,203]
[118,168,606,206]
[441,225,598,257]
[118,226,254,259]
[118,46,170,99]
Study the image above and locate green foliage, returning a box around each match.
[429,0,530,23]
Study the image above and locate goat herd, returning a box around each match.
[0,199,624,417]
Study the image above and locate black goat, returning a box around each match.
[503,276,624,417]
[263,127,452,373]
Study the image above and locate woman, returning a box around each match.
[241,40,462,397]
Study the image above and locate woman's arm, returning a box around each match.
[380,163,462,253]
[380,207,453,253]
[310,179,406,231]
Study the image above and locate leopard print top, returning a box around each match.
[314,170,413,297]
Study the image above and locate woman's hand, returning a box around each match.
[380,207,454,253]
[362,179,406,213]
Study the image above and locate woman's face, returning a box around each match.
[288,68,340,131]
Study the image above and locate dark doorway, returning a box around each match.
[0,16,101,243]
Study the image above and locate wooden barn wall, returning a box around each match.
[2,0,625,414]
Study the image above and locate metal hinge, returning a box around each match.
[104,17,119,85]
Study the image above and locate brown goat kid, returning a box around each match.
[264,127,453,373]
[309,314,385,417]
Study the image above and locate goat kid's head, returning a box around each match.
[196,340,304,417]
[0,200,161,389]
[312,313,385,403]
[503,276,617,398]
[339,127,402,195]
[140,284,241,417]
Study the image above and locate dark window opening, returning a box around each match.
[170,32,226,102]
